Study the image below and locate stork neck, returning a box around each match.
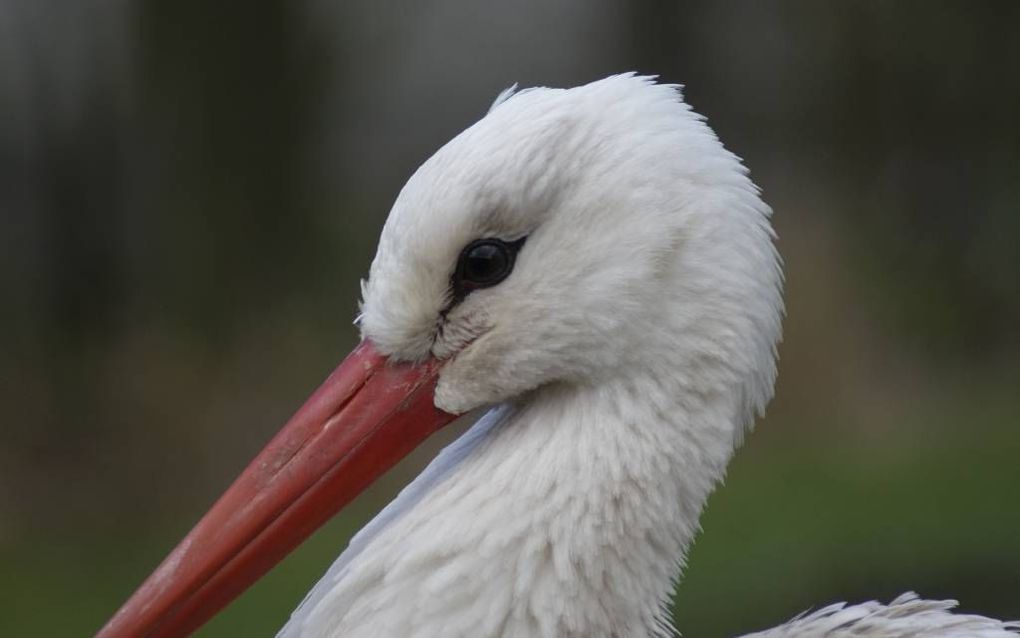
[435,374,741,636]
[285,373,741,638]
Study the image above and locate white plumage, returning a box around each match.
[745,593,1020,638]
[275,75,1014,638]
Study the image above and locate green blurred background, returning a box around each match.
[2,1,1018,635]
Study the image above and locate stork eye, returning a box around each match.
[453,237,525,297]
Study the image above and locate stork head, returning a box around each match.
[98,74,782,638]
[363,74,781,416]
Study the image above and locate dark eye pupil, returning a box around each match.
[464,243,508,283]
[451,237,525,299]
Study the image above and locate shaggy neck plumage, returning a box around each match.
[283,372,741,638]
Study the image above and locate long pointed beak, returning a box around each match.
[97,340,458,638]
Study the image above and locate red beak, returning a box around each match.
[97,341,458,638]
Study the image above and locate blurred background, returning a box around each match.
[2,1,1018,635]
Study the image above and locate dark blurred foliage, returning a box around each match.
[1,1,1018,635]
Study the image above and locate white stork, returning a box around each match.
[97,74,1017,638]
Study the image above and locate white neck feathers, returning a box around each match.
[282,373,741,638]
